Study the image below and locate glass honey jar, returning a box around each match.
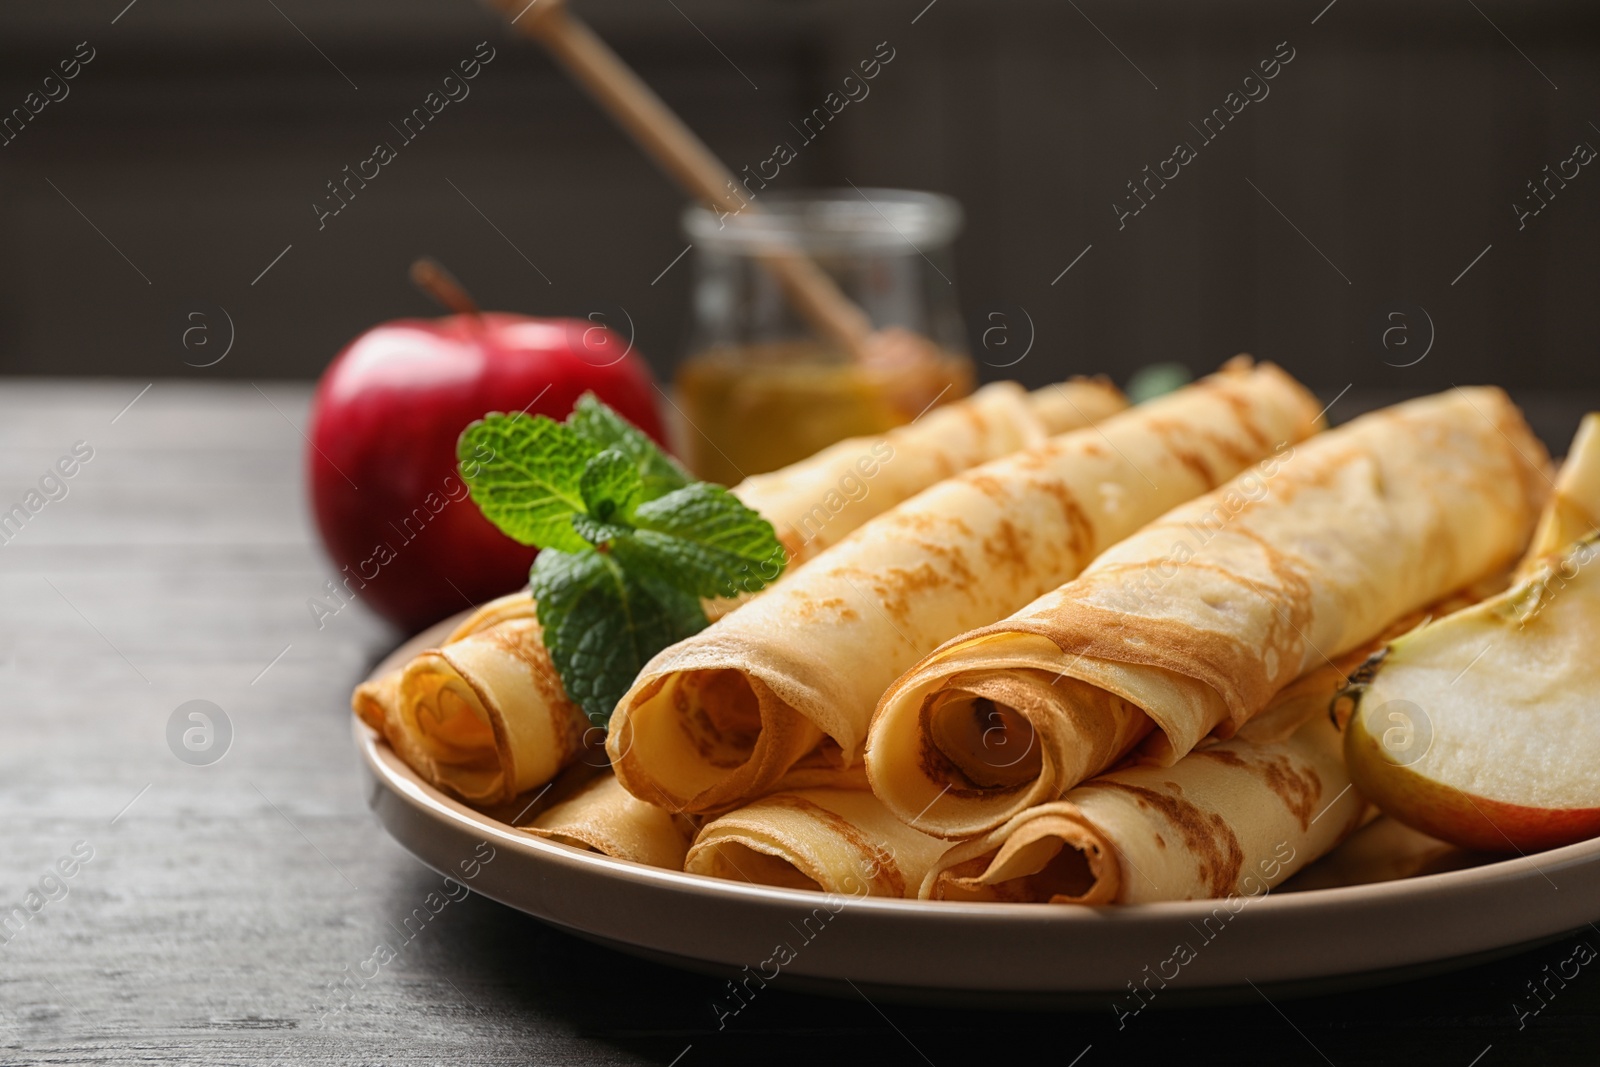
[673,189,974,484]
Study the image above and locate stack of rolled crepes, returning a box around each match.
[354,376,1125,806]
[357,366,1555,908]
[607,359,1323,814]
[866,388,1548,842]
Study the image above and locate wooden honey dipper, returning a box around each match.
[484,0,934,366]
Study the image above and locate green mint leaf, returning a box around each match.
[458,413,598,554]
[461,393,784,729]
[569,513,632,547]
[625,483,786,599]
[567,392,690,501]
[531,548,708,726]
[579,449,645,524]
[632,569,713,642]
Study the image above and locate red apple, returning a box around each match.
[307,303,665,631]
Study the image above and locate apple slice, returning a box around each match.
[1342,533,1600,851]
[1341,414,1600,853]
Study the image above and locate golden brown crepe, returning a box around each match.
[921,653,1373,903]
[686,788,950,897]
[870,387,1550,839]
[729,377,1125,570]
[607,359,1323,815]
[523,773,696,869]
[353,592,591,805]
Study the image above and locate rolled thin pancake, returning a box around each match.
[354,591,538,777]
[922,649,1375,903]
[352,592,590,805]
[870,387,1550,839]
[729,377,1125,570]
[524,773,696,870]
[686,788,950,897]
[608,359,1323,814]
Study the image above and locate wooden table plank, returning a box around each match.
[1,381,1596,1066]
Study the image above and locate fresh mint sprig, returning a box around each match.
[458,393,785,726]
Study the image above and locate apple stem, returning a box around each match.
[410,257,482,317]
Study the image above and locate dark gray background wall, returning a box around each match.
[0,0,1596,396]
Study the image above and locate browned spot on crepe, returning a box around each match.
[480,621,540,661]
[1031,478,1094,560]
[1227,525,1317,694]
[1091,558,1264,586]
[966,473,1009,501]
[1197,427,1261,472]
[905,537,982,590]
[860,562,959,626]
[1210,382,1275,449]
[1146,418,1220,489]
[981,519,1031,575]
[1193,748,1248,769]
[756,794,905,897]
[1193,748,1323,830]
[1256,754,1322,830]
[886,510,943,535]
[1088,781,1243,896]
[792,596,861,624]
[1170,445,1218,488]
[1011,444,1059,473]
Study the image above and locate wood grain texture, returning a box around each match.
[0,381,1597,1066]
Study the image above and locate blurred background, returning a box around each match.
[1,0,1597,401]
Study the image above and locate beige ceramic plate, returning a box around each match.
[356,620,1600,1007]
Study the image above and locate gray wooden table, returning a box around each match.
[1,380,1596,1066]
